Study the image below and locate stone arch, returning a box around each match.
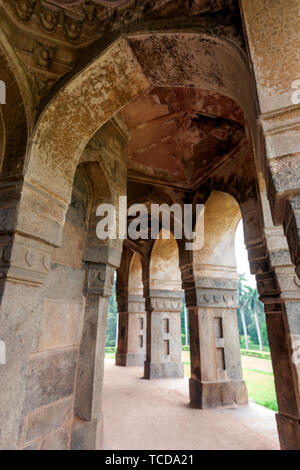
[128,252,143,296]
[145,230,184,379]
[115,245,147,367]
[150,231,182,292]
[0,44,29,177]
[193,191,241,276]
[26,32,256,208]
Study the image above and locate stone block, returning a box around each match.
[144,361,184,379]
[39,264,84,301]
[39,428,70,450]
[116,352,145,367]
[71,416,103,450]
[24,397,73,443]
[23,349,78,415]
[189,378,248,409]
[37,300,84,352]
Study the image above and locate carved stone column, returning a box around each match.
[0,178,66,450]
[71,260,116,450]
[184,269,248,408]
[116,293,146,367]
[263,226,300,450]
[241,0,300,280]
[144,290,184,379]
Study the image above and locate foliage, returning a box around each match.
[181,300,189,346]
[237,274,269,350]
[240,348,271,360]
[106,281,118,348]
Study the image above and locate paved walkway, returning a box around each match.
[103,360,280,450]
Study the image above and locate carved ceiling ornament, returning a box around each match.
[11,0,35,21]
[8,0,237,43]
[33,40,55,69]
[38,3,60,32]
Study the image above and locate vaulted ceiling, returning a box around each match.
[0,0,241,102]
[120,86,245,190]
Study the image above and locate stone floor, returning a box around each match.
[103,360,280,450]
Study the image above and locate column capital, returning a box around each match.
[0,233,52,286]
[84,263,115,297]
[147,290,183,312]
[128,295,145,314]
[186,277,238,309]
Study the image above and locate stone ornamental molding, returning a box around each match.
[3,0,238,46]
[196,289,238,308]
[0,235,51,286]
[128,295,145,313]
[149,294,183,312]
[84,263,115,296]
[0,0,239,99]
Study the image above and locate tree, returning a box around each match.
[106,280,118,347]
[180,299,189,346]
[243,286,264,351]
[238,274,249,349]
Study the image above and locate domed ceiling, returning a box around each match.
[119,87,245,189]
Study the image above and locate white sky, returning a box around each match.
[235,220,256,288]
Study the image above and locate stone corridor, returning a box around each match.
[103,361,279,450]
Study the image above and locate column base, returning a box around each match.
[276,413,300,450]
[70,414,103,450]
[116,352,145,367]
[144,361,184,379]
[189,378,248,409]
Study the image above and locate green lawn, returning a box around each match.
[242,368,277,411]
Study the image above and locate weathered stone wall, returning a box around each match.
[17,170,88,450]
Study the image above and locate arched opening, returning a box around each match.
[235,220,278,412]
[0,4,299,448]
[145,231,184,379]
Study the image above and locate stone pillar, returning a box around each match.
[72,261,116,450]
[241,180,300,449]
[184,269,248,408]
[144,290,184,379]
[241,0,300,280]
[0,178,66,450]
[263,227,300,450]
[116,294,146,367]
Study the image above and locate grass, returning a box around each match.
[242,368,278,411]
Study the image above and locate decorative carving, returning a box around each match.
[197,289,238,308]
[33,40,55,69]
[0,236,51,285]
[38,4,60,32]
[295,276,300,288]
[150,297,182,311]
[11,0,35,22]
[84,263,115,296]
[63,15,83,41]
[7,0,239,46]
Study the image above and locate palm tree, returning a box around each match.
[243,286,263,352]
[184,302,189,346]
[238,274,249,350]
